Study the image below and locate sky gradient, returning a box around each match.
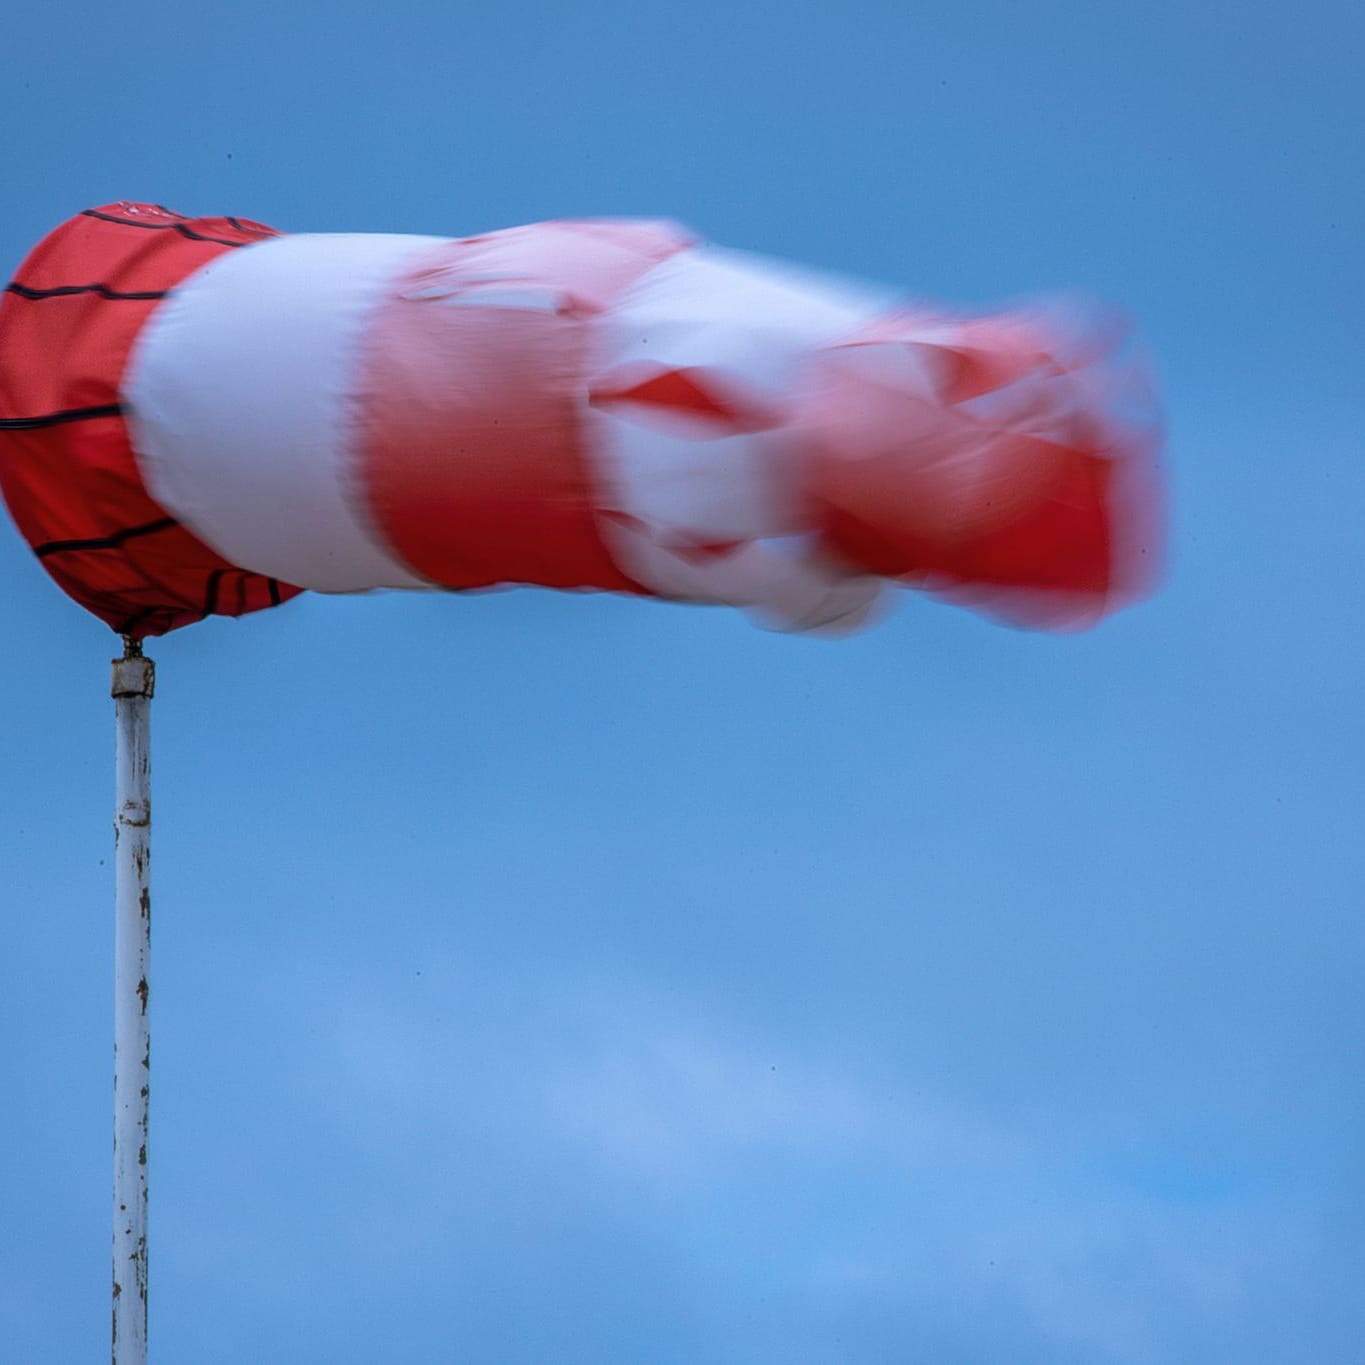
[2,2,1362,1361]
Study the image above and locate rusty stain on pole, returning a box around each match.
[112,637,153,1365]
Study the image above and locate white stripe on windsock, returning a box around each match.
[593,246,896,398]
[123,232,448,592]
[586,246,889,631]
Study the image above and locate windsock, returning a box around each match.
[0,202,1161,638]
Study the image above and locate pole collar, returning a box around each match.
[112,656,155,700]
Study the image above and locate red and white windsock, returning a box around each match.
[0,202,1162,638]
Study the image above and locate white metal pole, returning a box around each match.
[112,637,153,1365]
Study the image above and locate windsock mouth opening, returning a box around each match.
[0,202,305,637]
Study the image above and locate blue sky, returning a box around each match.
[1,2,1362,1361]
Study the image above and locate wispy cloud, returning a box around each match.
[273,958,1322,1362]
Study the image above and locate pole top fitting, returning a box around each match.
[112,648,155,700]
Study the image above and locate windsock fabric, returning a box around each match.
[0,202,1161,638]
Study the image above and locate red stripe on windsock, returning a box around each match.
[801,313,1157,630]
[352,222,692,594]
[0,204,300,635]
